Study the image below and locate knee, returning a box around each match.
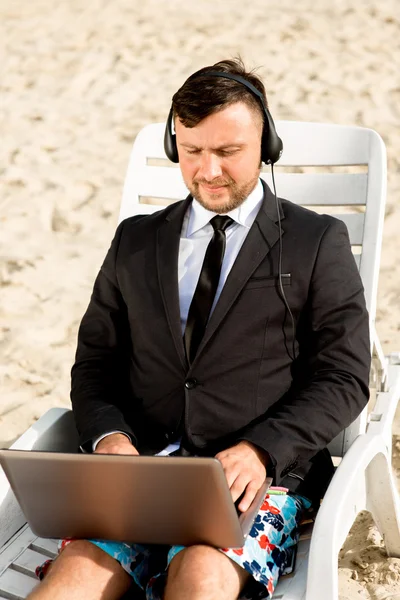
[59,540,100,559]
[34,540,132,600]
[168,545,230,586]
[56,540,114,571]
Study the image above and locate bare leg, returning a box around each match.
[26,540,132,600]
[164,545,250,600]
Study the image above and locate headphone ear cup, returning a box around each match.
[164,108,179,163]
[261,123,271,164]
[261,108,283,164]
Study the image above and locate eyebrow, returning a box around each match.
[180,142,245,151]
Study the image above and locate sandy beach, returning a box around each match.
[1,0,399,597]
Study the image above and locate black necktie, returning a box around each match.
[184,215,234,364]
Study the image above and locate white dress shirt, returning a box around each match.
[93,178,264,452]
[178,178,264,332]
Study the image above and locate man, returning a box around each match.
[29,58,370,600]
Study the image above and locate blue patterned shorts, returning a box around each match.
[37,492,310,599]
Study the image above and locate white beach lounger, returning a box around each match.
[1,121,400,600]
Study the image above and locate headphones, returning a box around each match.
[164,70,283,165]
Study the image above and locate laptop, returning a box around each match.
[0,449,272,548]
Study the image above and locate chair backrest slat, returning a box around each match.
[269,121,371,166]
[127,169,369,208]
[262,172,368,206]
[335,213,365,245]
[119,121,387,457]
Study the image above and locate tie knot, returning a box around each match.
[210,215,234,232]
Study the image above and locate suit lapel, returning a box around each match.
[193,181,285,363]
[156,197,191,370]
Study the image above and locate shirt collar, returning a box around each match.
[187,178,264,237]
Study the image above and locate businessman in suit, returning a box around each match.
[29,58,370,600]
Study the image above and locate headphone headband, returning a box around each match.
[203,71,269,111]
[164,70,283,165]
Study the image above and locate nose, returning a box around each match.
[198,152,223,181]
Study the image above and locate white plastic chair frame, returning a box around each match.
[1,121,399,600]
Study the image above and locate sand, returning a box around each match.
[0,0,399,597]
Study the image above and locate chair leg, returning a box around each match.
[366,451,400,557]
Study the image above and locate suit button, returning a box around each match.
[185,378,198,390]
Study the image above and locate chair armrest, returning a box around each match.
[0,408,78,549]
[367,363,400,455]
[370,320,388,392]
[9,407,78,453]
[306,432,400,600]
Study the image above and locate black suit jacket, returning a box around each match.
[71,182,370,503]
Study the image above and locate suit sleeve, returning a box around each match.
[240,217,371,482]
[71,219,137,450]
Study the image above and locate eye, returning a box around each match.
[186,149,201,155]
[218,149,239,157]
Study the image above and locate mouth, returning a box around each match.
[199,183,228,193]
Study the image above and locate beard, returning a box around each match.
[185,170,261,214]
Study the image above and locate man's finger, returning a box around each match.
[229,474,251,504]
[95,444,139,456]
[220,466,241,492]
[237,481,260,513]
[216,456,241,489]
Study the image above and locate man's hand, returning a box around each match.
[215,441,268,513]
[94,433,139,455]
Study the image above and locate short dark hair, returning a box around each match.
[172,57,268,128]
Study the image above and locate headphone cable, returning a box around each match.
[270,164,297,361]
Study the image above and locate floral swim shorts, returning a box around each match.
[36,491,310,599]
